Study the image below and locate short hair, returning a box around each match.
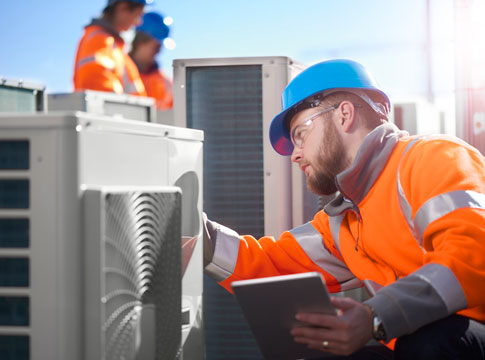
[320,91,385,130]
[102,1,144,20]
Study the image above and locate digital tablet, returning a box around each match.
[231,272,336,360]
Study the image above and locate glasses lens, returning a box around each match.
[292,126,307,148]
[290,105,336,149]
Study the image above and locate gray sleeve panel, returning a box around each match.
[204,223,241,283]
[290,222,359,289]
[365,263,467,341]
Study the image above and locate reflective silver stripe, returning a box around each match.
[204,224,240,282]
[328,215,345,254]
[85,29,105,42]
[76,55,96,70]
[414,263,468,313]
[290,222,358,288]
[415,190,485,242]
[397,138,425,241]
[123,72,137,94]
[397,137,485,246]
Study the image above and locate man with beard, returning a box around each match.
[202,59,485,359]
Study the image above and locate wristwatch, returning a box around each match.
[372,311,386,341]
[365,304,386,341]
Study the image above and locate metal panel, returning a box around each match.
[0,112,204,360]
[0,78,46,113]
[48,91,156,123]
[84,188,182,360]
[186,64,265,237]
[184,64,264,359]
[173,57,306,360]
[167,137,205,359]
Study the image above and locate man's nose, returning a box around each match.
[290,146,302,163]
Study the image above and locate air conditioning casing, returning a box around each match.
[48,91,156,123]
[0,112,204,360]
[173,56,313,359]
[0,78,46,113]
[391,98,444,135]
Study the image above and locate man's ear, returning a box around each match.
[338,101,356,133]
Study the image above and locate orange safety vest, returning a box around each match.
[205,123,485,342]
[139,67,173,110]
[73,20,146,96]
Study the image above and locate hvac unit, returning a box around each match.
[392,98,443,135]
[173,56,315,359]
[0,112,204,360]
[0,78,46,113]
[48,90,156,123]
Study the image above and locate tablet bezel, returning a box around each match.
[231,272,336,360]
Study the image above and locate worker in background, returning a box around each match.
[73,0,148,96]
[202,59,485,359]
[129,12,173,110]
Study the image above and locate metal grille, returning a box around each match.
[0,86,37,113]
[186,65,264,237]
[186,65,264,359]
[0,141,29,170]
[102,191,182,360]
[0,138,30,359]
[0,335,29,360]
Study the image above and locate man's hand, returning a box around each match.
[290,296,373,356]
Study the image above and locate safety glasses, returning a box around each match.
[290,105,337,149]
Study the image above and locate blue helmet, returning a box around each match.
[108,0,152,5]
[136,12,170,43]
[269,59,391,156]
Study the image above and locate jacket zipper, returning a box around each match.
[353,206,362,251]
[339,197,363,251]
[336,181,363,252]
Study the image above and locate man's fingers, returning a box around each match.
[293,336,334,351]
[331,296,359,311]
[295,312,340,328]
[291,325,331,340]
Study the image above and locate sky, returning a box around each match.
[0,0,457,105]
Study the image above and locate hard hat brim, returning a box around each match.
[269,108,294,156]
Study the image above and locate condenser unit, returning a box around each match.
[48,90,156,123]
[0,112,204,360]
[392,98,444,135]
[173,56,316,359]
[0,78,46,113]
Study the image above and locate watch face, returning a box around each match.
[373,315,386,341]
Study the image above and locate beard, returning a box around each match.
[306,119,351,196]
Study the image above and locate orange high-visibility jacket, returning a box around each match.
[139,66,173,110]
[205,123,485,342]
[73,19,146,96]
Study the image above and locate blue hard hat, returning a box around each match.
[269,59,391,156]
[136,12,170,42]
[108,0,152,5]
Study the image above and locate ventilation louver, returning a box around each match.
[85,189,182,360]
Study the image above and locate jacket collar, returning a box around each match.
[324,122,408,216]
[86,18,124,42]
